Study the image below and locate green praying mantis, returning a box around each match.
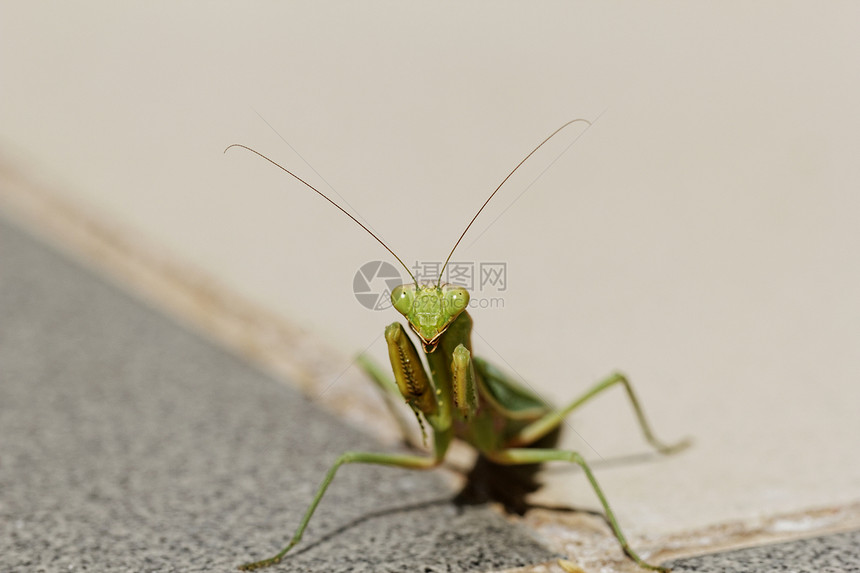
[226,120,690,572]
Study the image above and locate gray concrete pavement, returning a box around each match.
[0,217,556,572]
[665,528,860,572]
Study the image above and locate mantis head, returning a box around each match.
[391,284,469,353]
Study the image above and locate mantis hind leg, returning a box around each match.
[508,372,690,454]
[238,451,438,571]
[489,448,669,573]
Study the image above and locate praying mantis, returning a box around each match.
[226,120,690,572]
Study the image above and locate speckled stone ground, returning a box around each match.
[665,528,860,573]
[0,217,557,572]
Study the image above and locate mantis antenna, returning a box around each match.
[224,143,419,286]
[435,118,592,287]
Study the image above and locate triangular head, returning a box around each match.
[390,283,469,352]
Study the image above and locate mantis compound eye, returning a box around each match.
[391,284,416,315]
[442,286,469,315]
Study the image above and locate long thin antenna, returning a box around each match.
[225,144,418,286]
[435,119,591,286]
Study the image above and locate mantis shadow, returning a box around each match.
[453,426,671,517]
